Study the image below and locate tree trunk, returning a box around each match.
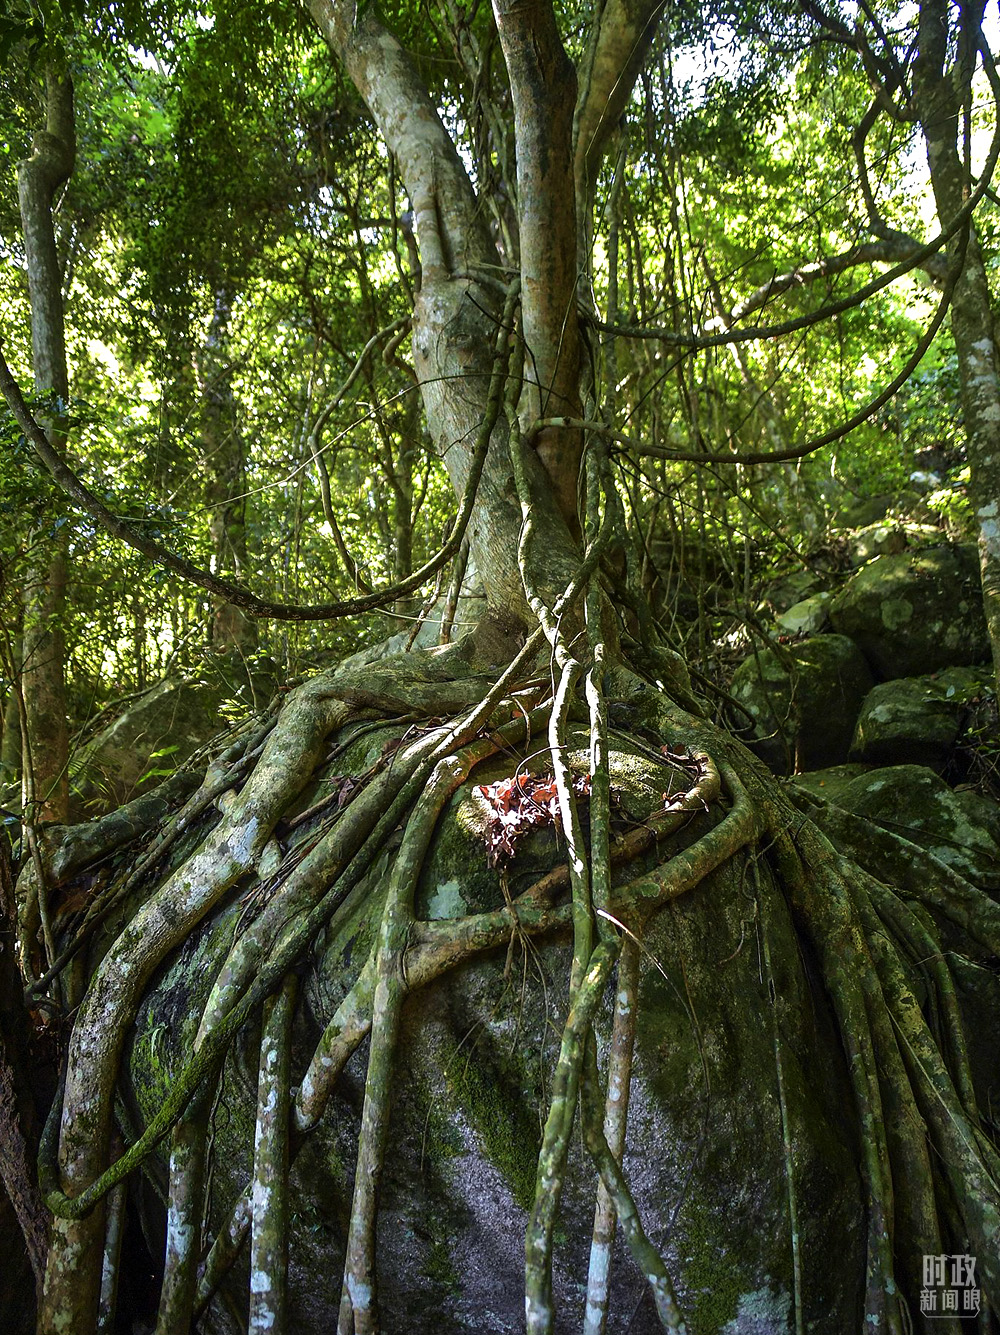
[16,62,74,824]
[913,0,1000,688]
[197,291,257,652]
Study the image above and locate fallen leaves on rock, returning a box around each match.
[476,772,592,866]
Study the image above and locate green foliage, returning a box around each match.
[0,0,973,779]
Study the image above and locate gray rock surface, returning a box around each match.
[805,763,1000,889]
[730,635,874,774]
[828,545,987,679]
[849,667,989,771]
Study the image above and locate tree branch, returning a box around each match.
[0,280,517,623]
[573,0,664,219]
[588,135,999,350]
[306,0,493,277]
[710,235,949,331]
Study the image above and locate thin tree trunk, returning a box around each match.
[913,0,1000,687]
[16,62,74,823]
[198,291,257,651]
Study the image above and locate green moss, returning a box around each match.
[680,1197,758,1334]
[415,1075,464,1162]
[438,1032,541,1212]
[425,1232,460,1292]
[133,1011,173,1105]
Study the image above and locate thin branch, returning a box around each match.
[0,280,517,623]
[587,116,999,351]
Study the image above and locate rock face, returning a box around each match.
[68,653,274,819]
[849,667,988,771]
[124,729,865,1334]
[763,569,825,614]
[776,592,832,637]
[798,763,1000,890]
[730,635,874,774]
[789,764,871,806]
[828,546,988,679]
[69,677,223,817]
[843,521,907,567]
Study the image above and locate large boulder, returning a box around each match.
[828,545,988,679]
[797,763,1000,890]
[849,667,990,771]
[730,635,874,774]
[124,725,865,1333]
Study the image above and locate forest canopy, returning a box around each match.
[1,0,989,722]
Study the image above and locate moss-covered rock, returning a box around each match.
[849,667,990,771]
[118,723,865,1333]
[828,546,988,679]
[730,635,874,774]
[817,763,1000,889]
[775,592,832,637]
[844,520,908,566]
[763,568,825,614]
[789,763,871,806]
[69,676,228,819]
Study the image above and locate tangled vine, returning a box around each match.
[8,433,997,1335]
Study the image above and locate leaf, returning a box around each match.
[476,770,592,866]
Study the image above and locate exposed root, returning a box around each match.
[580,1037,686,1332]
[24,561,1000,1335]
[582,935,639,1335]
[249,974,296,1334]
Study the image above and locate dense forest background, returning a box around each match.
[3,0,1000,1332]
[2,0,995,806]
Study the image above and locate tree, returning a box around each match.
[1,1,999,1333]
[16,59,74,823]
[798,0,1000,688]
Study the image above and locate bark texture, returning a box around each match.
[16,62,74,823]
[912,0,1000,687]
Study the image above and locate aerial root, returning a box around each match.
[155,1080,215,1334]
[42,631,1000,1335]
[848,870,1000,1299]
[22,710,276,997]
[175,703,743,1330]
[337,735,502,1335]
[96,1145,126,1335]
[583,936,639,1335]
[525,937,621,1334]
[249,974,297,1334]
[580,1037,686,1332]
[757,872,804,1335]
[772,811,1000,1328]
[67,664,548,1330]
[771,822,914,1335]
[793,793,1000,959]
[37,664,506,1333]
